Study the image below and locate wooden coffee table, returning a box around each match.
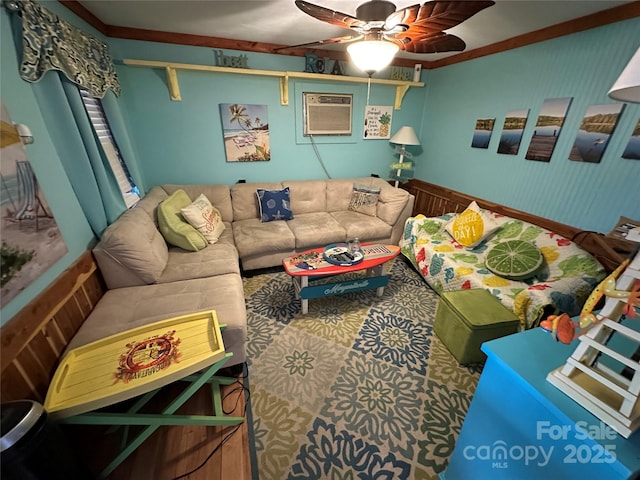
[283,243,400,314]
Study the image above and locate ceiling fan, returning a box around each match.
[280,1,495,73]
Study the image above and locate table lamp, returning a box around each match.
[389,126,420,187]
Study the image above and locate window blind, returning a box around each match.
[80,90,139,207]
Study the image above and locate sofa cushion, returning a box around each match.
[157,190,207,251]
[330,211,393,241]
[377,184,410,225]
[287,212,346,249]
[231,182,283,221]
[445,201,501,248]
[181,194,226,244]
[160,243,240,283]
[232,217,296,257]
[65,274,247,367]
[285,180,327,214]
[94,207,169,286]
[134,186,168,221]
[326,178,357,212]
[163,184,234,222]
[257,187,294,222]
[348,184,381,216]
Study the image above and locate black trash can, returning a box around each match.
[1,400,93,479]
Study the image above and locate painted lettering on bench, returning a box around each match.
[324,280,370,295]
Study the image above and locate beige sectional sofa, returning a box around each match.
[67,177,414,367]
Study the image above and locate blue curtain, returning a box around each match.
[32,73,125,236]
[7,0,138,235]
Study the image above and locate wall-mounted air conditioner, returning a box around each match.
[303,93,353,136]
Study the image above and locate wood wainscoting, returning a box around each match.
[402,179,634,273]
[1,251,106,403]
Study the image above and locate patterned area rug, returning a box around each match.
[244,257,481,480]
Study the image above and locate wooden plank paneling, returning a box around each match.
[16,346,50,401]
[404,179,580,238]
[403,179,632,273]
[1,251,105,401]
[1,362,35,402]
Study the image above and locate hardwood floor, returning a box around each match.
[66,371,254,480]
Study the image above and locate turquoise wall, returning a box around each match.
[0,7,95,325]
[1,0,638,327]
[109,39,427,189]
[417,18,640,232]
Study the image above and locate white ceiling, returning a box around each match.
[76,0,634,61]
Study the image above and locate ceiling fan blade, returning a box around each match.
[387,1,495,37]
[273,35,362,52]
[385,3,421,29]
[397,32,467,54]
[295,0,365,30]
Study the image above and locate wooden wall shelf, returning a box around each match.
[122,59,424,109]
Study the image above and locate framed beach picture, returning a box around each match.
[569,103,625,163]
[0,102,67,307]
[525,97,572,162]
[622,118,640,160]
[219,103,270,162]
[471,118,495,149]
[497,109,529,155]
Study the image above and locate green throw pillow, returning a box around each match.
[157,189,207,251]
[485,240,544,280]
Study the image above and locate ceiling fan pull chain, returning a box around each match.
[366,76,371,106]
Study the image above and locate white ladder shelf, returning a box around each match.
[547,251,640,438]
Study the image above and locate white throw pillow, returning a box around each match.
[348,184,381,217]
[181,194,225,244]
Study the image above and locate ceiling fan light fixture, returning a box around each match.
[347,40,399,75]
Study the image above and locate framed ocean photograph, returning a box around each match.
[497,109,529,155]
[622,118,640,160]
[219,103,270,162]
[569,103,625,163]
[471,117,495,149]
[525,97,573,162]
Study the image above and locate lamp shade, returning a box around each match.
[347,40,399,75]
[608,47,640,104]
[389,126,420,146]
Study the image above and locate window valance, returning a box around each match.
[7,0,120,98]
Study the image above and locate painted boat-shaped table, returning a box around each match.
[44,310,227,419]
[44,310,244,479]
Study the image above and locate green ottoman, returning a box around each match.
[434,289,519,364]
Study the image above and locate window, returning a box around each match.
[80,90,140,208]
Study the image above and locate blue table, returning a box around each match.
[442,328,640,479]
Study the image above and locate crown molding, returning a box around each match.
[60,0,640,70]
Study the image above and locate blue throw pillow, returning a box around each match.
[257,187,293,222]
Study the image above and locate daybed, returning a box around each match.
[400,208,606,329]
[69,177,414,367]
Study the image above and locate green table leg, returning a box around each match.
[61,352,243,479]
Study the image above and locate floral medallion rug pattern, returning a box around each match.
[244,258,482,480]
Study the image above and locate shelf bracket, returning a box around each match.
[165,67,181,102]
[394,84,411,110]
[280,74,289,106]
